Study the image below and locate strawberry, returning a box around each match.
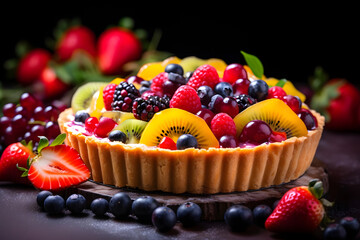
[103,83,117,111]
[56,26,97,62]
[0,142,34,185]
[16,48,51,85]
[25,134,90,191]
[169,85,202,114]
[39,66,69,100]
[210,113,236,139]
[98,27,142,75]
[309,68,360,131]
[265,179,327,233]
[151,72,168,94]
[158,137,177,150]
[187,64,220,90]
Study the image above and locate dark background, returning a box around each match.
[1,5,359,86]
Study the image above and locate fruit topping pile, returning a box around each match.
[70,54,318,150]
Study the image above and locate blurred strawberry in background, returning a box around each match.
[97,27,142,75]
[309,67,360,131]
[16,48,51,86]
[39,66,69,100]
[55,25,97,62]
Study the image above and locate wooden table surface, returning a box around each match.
[1,130,359,240]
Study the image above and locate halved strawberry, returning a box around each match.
[27,144,90,190]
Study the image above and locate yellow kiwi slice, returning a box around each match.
[233,98,308,139]
[139,108,219,148]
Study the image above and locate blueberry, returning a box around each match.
[324,223,347,240]
[108,130,127,143]
[252,204,272,228]
[36,190,53,208]
[197,85,214,106]
[74,110,90,124]
[248,80,269,101]
[66,194,87,214]
[224,205,253,232]
[140,80,151,88]
[208,94,224,113]
[132,196,160,222]
[109,192,132,219]
[139,86,151,94]
[214,82,233,97]
[168,72,186,85]
[90,198,109,217]
[165,63,184,76]
[339,216,360,239]
[185,71,193,82]
[176,134,198,150]
[176,202,202,227]
[44,195,65,215]
[152,206,177,232]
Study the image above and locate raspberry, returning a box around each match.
[169,85,202,114]
[132,96,170,121]
[267,86,287,100]
[187,64,220,90]
[210,113,236,139]
[151,72,168,94]
[111,82,140,112]
[103,83,117,110]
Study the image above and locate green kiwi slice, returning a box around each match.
[71,82,107,112]
[113,119,148,144]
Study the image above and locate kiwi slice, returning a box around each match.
[233,98,308,139]
[179,56,206,73]
[71,82,108,113]
[139,108,219,149]
[113,119,148,144]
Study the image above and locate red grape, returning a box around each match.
[196,108,215,127]
[233,78,250,96]
[222,63,248,84]
[2,103,17,118]
[239,120,272,145]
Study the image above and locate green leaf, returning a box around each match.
[16,163,29,177]
[275,79,287,88]
[37,136,49,153]
[119,17,134,29]
[50,133,66,146]
[309,66,329,92]
[241,51,264,79]
[308,179,323,199]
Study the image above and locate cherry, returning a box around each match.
[94,117,117,138]
[283,95,302,113]
[222,63,248,84]
[298,108,317,130]
[239,120,272,145]
[219,97,239,118]
[45,121,61,140]
[2,103,17,118]
[219,135,238,148]
[233,78,251,96]
[267,86,287,100]
[85,117,99,133]
[196,108,215,127]
[20,92,38,113]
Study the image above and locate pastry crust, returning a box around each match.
[58,108,325,194]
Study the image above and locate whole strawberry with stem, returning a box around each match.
[265,179,331,233]
[0,142,35,185]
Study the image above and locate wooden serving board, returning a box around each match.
[64,161,328,221]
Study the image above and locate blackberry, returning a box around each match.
[111,82,140,112]
[132,96,170,121]
[235,94,257,112]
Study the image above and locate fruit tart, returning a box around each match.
[58,55,324,194]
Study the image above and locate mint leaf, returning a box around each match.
[37,136,49,153]
[50,133,66,147]
[275,79,287,88]
[241,51,264,79]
